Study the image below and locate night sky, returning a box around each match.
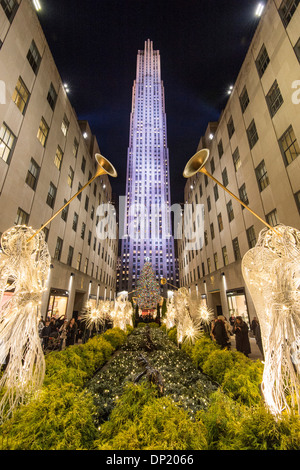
[38,0,262,204]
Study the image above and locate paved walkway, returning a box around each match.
[230,334,264,362]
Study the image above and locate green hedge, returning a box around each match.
[0,328,129,450]
[93,383,208,451]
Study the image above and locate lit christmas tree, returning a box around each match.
[136,262,161,310]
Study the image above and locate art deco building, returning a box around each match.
[119,39,176,295]
[179,0,300,324]
[0,0,118,320]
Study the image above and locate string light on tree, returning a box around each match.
[136,262,161,310]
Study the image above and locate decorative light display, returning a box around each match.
[0,226,51,422]
[163,297,176,330]
[136,262,161,310]
[242,224,300,416]
[111,293,133,331]
[198,304,215,326]
[172,288,203,345]
[81,300,105,333]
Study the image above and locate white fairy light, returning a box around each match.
[242,224,300,416]
[0,226,50,422]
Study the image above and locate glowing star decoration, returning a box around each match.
[81,300,105,333]
[242,224,300,416]
[198,304,214,326]
[172,288,203,345]
[0,226,51,423]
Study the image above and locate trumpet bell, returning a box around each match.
[183,149,210,178]
[95,154,118,178]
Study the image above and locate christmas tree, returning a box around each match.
[136,262,161,310]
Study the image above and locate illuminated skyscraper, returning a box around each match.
[120,39,176,294]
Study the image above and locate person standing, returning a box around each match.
[254,321,264,360]
[212,316,230,349]
[232,316,251,357]
[66,318,78,347]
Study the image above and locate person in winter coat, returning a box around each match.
[59,319,68,350]
[232,316,251,357]
[66,318,78,347]
[212,316,230,349]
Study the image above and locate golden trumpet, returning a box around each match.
[27,154,117,243]
[183,149,281,236]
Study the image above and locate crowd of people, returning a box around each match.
[38,315,111,352]
[210,313,264,359]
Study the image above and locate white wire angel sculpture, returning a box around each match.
[0,226,51,422]
[242,224,300,416]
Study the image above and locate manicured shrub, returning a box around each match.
[167,326,177,344]
[0,383,97,450]
[231,405,300,450]
[102,327,128,349]
[94,383,208,450]
[185,335,219,369]
[221,360,263,406]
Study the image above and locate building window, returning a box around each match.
[61,200,69,222]
[81,222,86,240]
[68,166,74,188]
[77,183,82,201]
[232,237,241,261]
[239,86,250,113]
[85,195,89,212]
[213,184,219,201]
[255,44,270,78]
[266,80,284,117]
[54,146,64,170]
[279,125,300,166]
[26,158,40,191]
[217,213,224,232]
[54,237,63,261]
[15,207,29,225]
[76,252,82,271]
[72,212,78,231]
[279,0,299,27]
[61,114,69,136]
[210,157,215,174]
[84,258,89,274]
[46,182,57,208]
[227,200,234,222]
[239,183,249,207]
[207,196,211,212]
[232,147,241,172]
[26,40,41,75]
[37,117,49,147]
[266,209,278,227]
[210,222,215,240]
[81,156,86,173]
[1,0,18,22]
[73,138,79,158]
[227,116,235,139]
[246,226,256,249]
[218,139,224,158]
[67,246,74,267]
[214,253,219,271]
[295,37,300,62]
[222,167,229,187]
[47,83,57,111]
[255,160,269,192]
[294,190,300,214]
[207,258,211,274]
[222,246,229,266]
[247,120,259,149]
[12,77,30,115]
[43,226,49,243]
[0,122,16,164]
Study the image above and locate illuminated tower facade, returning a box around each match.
[120,39,176,295]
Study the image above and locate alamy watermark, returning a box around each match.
[95,197,205,251]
